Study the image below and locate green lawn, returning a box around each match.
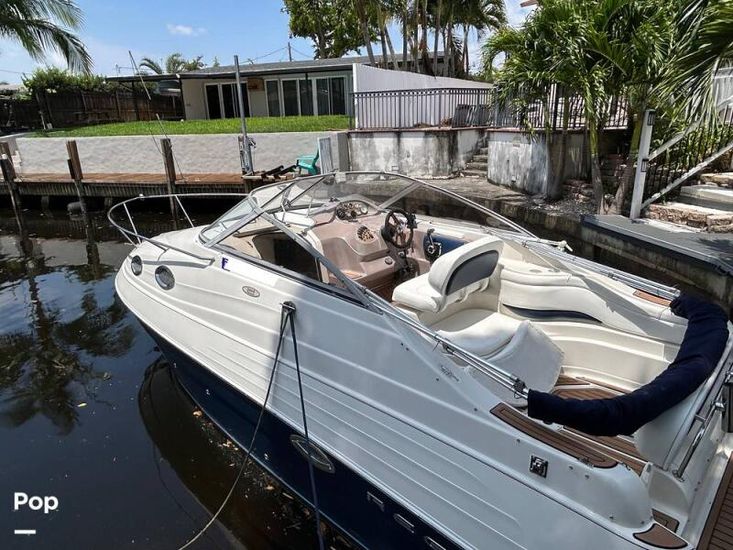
[33,115,350,137]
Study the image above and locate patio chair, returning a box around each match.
[296,149,319,175]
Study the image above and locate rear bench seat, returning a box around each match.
[498,259,687,343]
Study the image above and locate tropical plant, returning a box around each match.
[661,0,733,122]
[484,0,733,213]
[284,0,505,76]
[138,53,205,75]
[22,67,114,94]
[0,0,91,73]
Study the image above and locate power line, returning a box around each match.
[290,45,312,59]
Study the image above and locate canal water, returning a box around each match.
[0,207,355,550]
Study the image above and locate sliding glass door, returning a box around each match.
[205,83,250,119]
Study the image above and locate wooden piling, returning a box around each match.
[0,150,21,214]
[66,140,87,215]
[161,138,178,220]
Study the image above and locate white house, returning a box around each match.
[109,54,447,120]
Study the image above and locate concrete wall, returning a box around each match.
[13,132,345,175]
[486,131,588,195]
[348,128,485,178]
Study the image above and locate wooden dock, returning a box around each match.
[0,172,249,199]
[0,138,296,208]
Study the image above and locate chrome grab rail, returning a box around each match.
[107,193,250,264]
[518,238,681,301]
[365,288,529,399]
[674,346,733,479]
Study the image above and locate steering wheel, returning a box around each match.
[381,208,415,249]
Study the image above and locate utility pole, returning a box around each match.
[287,42,292,62]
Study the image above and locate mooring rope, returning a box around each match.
[284,301,326,550]
[176,305,291,550]
[127,51,189,185]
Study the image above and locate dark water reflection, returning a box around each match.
[0,208,353,549]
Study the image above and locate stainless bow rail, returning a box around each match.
[107,192,249,264]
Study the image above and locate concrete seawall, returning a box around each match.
[7,132,345,175]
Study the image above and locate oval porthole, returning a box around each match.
[130,255,143,276]
[154,266,175,290]
[289,435,335,474]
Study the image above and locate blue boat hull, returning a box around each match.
[147,327,462,550]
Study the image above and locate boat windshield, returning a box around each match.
[201,172,530,243]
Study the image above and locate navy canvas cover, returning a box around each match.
[527,294,730,436]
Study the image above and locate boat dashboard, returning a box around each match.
[220,196,480,299]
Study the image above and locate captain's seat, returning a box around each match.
[392,236,563,405]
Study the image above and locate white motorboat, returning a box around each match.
[110,172,733,550]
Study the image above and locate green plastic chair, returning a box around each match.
[296,149,319,175]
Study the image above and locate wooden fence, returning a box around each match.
[0,90,184,132]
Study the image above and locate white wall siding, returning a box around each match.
[353,64,493,93]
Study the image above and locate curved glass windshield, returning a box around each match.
[201,172,529,245]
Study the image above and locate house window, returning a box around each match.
[315,77,346,115]
[266,80,281,116]
[282,80,299,116]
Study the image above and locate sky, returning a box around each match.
[0,0,534,84]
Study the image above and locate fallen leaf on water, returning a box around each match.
[77,402,87,408]
[192,410,202,417]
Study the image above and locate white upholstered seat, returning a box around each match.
[392,236,503,314]
[432,309,521,357]
[392,237,563,405]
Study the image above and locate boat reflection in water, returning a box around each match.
[138,357,356,550]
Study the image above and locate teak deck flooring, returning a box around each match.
[551,377,648,475]
[699,455,733,549]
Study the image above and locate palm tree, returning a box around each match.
[484,0,731,212]
[662,0,733,122]
[139,53,205,75]
[0,0,91,73]
[457,0,506,75]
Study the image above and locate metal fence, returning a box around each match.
[350,85,629,131]
[641,103,733,205]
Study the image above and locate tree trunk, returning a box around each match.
[589,123,605,214]
[420,0,431,74]
[384,24,399,69]
[433,0,442,76]
[402,12,408,70]
[413,1,420,72]
[379,27,389,68]
[354,1,376,64]
[549,94,570,201]
[313,0,328,58]
[463,24,470,75]
[607,109,644,215]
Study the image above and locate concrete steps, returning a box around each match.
[680,185,733,212]
[461,143,489,177]
[643,172,733,231]
[699,172,733,187]
[646,201,733,232]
